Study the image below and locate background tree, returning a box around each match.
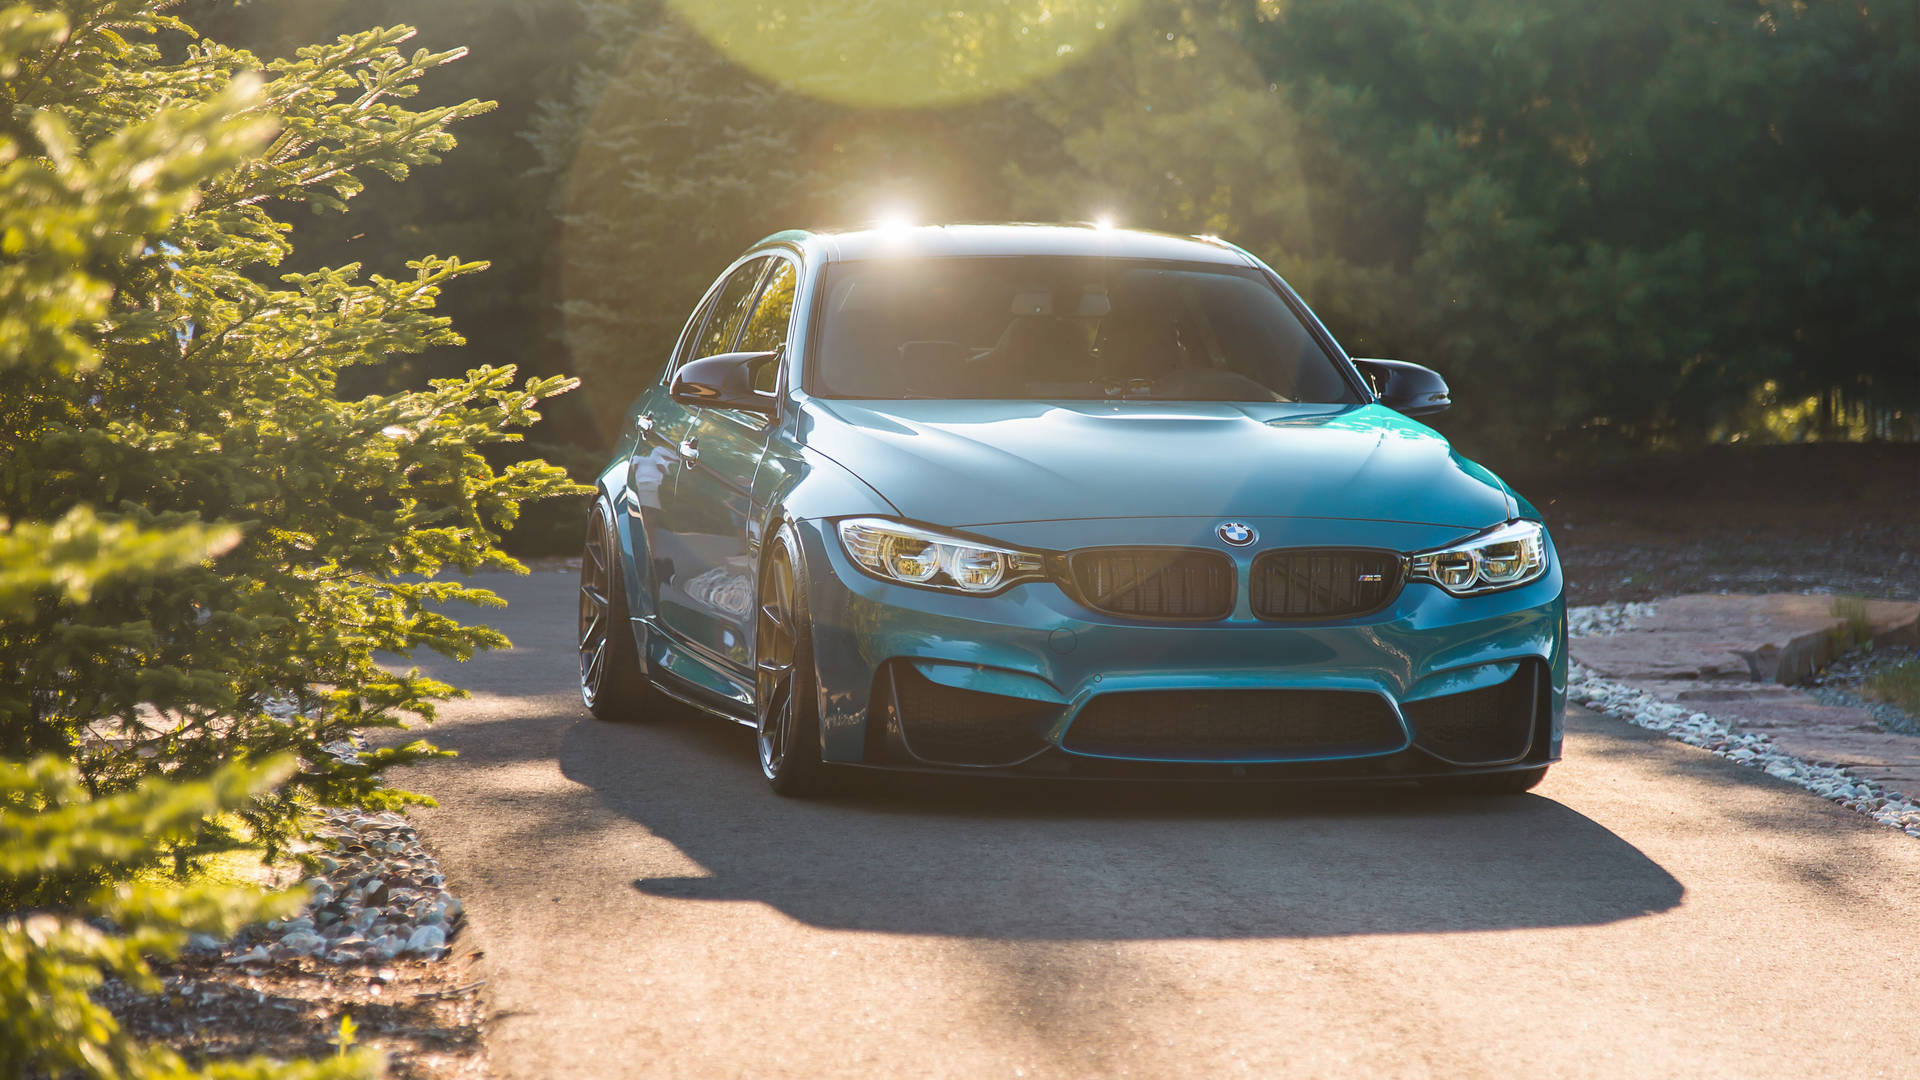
[1243,0,1920,453]
[524,0,1068,440]
[521,0,1917,461]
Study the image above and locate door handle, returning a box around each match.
[678,436,699,465]
[635,412,654,435]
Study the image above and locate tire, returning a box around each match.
[754,524,830,796]
[1426,766,1548,796]
[579,497,654,722]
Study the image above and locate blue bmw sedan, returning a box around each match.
[579,224,1565,795]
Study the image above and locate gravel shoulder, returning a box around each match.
[101,769,484,1074]
[100,951,487,1080]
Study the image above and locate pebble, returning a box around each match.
[405,924,446,955]
[1567,601,1658,638]
[280,930,327,955]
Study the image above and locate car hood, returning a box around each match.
[799,399,1515,530]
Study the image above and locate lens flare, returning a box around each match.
[666,0,1141,108]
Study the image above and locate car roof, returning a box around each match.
[756,223,1257,267]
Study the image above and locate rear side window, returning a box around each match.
[694,257,771,360]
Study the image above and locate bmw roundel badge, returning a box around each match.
[1217,521,1257,547]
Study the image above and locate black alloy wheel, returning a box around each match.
[755,528,827,795]
[580,498,651,720]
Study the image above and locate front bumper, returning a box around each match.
[797,515,1566,780]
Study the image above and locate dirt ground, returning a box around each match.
[1499,442,1920,605]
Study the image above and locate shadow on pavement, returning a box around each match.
[545,706,1683,941]
[402,574,1682,941]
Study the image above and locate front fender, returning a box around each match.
[594,469,655,630]
[756,442,899,527]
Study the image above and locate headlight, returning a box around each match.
[1406,520,1548,595]
[836,518,1047,595]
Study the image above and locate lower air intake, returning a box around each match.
[1402,662,1542,765]
[889,663,1058,767]
[1061,689,1406,762]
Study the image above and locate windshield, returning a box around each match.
[809,256,1362,403]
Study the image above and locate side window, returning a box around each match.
[667,285,724,380]
[738,259,797,394]
[695,257,771,360]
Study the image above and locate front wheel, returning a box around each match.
[755,525,829,796]
[580,497,654,721]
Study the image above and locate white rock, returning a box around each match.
[280,930,327,955]
[404,924,446,954]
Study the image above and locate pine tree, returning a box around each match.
[0,0,585,862]
[1,7,389,1072]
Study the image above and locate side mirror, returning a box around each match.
[1352,358,1451,417]
[670,350,780,414]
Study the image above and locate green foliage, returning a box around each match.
[1829,595,1875,650]
[0,507,237,617]
[1865,659,1920,715]
[0,755,380,1079]
[1,0,578,1071]
[0,0,586,859]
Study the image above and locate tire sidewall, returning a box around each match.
[762,522,826,793]
[582,495,648,719]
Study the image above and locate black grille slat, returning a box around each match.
[1251,548,1401,621]
[1070,548,1233,620]
[1063,689,1405,761]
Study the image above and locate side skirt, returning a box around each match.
[635,616,758,727]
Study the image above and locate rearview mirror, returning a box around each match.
[670,350,780,414]
[1352,358,1451,417]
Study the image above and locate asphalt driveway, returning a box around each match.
[397,571,1920,1078]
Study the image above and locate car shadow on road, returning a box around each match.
[547,706,1684,941]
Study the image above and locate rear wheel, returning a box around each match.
[579,498,653,721]
[755,526,829,796]
[1426,766,1548,796]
